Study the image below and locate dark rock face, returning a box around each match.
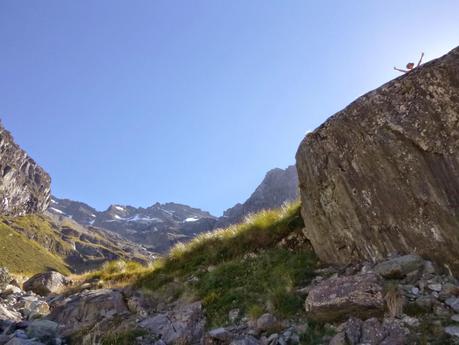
[296,46,459,271]
[216,165,298,228]
[0,123,51,216]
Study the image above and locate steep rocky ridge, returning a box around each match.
[216,165,299,228]
[0,122,51,216]
[296,46,459,272]
[48,197,97,225]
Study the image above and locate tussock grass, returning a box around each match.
[83,201,318,327]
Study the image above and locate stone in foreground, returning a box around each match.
[48,288,129,337]
[373,255,424,279]
[305,273,384,322]
[23,271,71,297]
[296,45,459,273]
[330,317,408,345]
[139,302,205,344]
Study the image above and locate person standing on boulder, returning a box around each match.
[394,52,424,73]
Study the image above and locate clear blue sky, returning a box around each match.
[0,1,458,215]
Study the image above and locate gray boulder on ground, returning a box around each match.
[330,317,408,345]
[48,288,129,337]
[25,320,58,344]
[255,313,279,333]
[296,45,459,273]
[139,301,205,344]
[305,273,384,322]
[23,271,71,297]
[373,255,424,279]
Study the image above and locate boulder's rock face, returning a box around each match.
[0,123,51,216]
[23,271,71,297]
[305,272,384,321]
[296,46,459,271]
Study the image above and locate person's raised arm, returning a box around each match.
[394,66,408,73]
[417,52,424,67]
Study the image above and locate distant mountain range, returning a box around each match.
[48,165,299,253]
[49,198,217,252]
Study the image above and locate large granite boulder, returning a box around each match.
[0,122,51,216]
[305,273,384,322]
[296,46,459,272]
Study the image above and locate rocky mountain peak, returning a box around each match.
[216,165,299,228]
[0,121,51,216]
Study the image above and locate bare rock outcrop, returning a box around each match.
[296,46,459,272]
[0,122,51,216]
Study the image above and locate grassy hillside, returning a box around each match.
[0,214,152,276]
[84,201,319,327]
[0,219,70,275]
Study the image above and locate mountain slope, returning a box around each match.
[0,213,152,274]
[0,218,70,275]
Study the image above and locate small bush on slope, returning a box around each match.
[85,201,318,327]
